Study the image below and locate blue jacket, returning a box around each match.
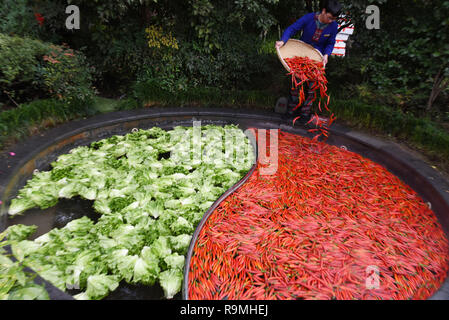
[281,12,338,56]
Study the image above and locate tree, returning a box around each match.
[353,0,449,112]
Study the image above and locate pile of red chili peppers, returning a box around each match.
[285,56,335,143]
[188,131,449,300]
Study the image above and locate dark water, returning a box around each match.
[6,197,100,240]
[65,281,181,300]
[104,282,181,300]
[6,197,180,300]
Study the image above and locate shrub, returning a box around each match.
[0,0,38,38]
[0,33,48,104]
[37,43,96,109]
[0,33,95,109]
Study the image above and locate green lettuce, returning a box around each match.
[159,269,183,299]
[3,224,37,241]
[5,125,255,299]
[83,274,120,300]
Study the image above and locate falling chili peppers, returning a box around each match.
[188,130,449,300]
[284,56,335,145]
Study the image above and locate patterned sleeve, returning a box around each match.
[280,13,314,43]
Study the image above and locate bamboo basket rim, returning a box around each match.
[276,39,324,72]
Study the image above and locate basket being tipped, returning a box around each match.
[276,39,324,72]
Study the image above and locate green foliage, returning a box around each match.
[0,34,48,102]
[190,0,219,52]
[0,33,95,108]
[188,0,281,51]
[0,0,38,37]
[38,44,96,108]
[197,29,272,89]
[122,79,275,110]
[329,97,449,160]
[352,0,449,110]
[67,0,159,23]
[136,26,273,93]
[22,0,288,95]
[234,0,280,38]
[0,98,89,149]
[326,55,364,87]
[137,24,187,93]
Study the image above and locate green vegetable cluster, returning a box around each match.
[5,124,254,299]
[0,225,49,300]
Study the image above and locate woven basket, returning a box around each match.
[276,39,324,72]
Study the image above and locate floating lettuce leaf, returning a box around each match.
[140,246,160,276]
[159,269,182,299]
[149,236,172,259]
[7,285,49,300]
[110,225,145,255]
[170,216,194,235]
[11,241,40,262]
[65,216,94,235]
[169,234,192,255]
[3,224,37,241]
[8,198,36,216]
[164,253,185,270]
[132,257,158,285]
[83,274,120,300]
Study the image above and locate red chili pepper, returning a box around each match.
[284,56,335,143]
[189,130,449,300]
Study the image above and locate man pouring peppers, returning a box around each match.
[275,0,342,122]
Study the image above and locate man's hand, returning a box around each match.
[275,41,285,49]
[323,54,329,69]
